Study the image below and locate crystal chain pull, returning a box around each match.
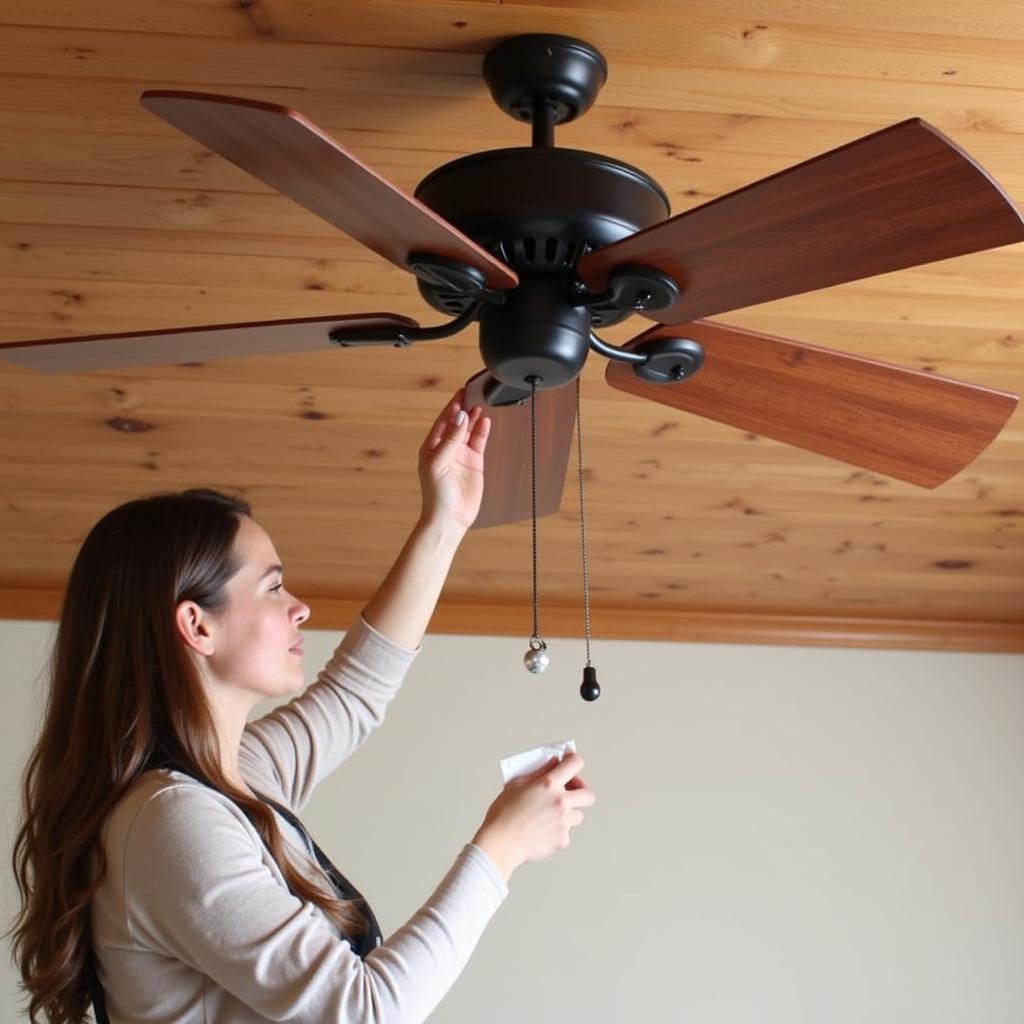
[523,377,549,674]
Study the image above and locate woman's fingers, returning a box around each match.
[467,409,491,455]
[532,755,594,806]
[422,400,488,457]
[526,756,561,781]
[420,385,490,463]
[545,752,586,788]
[421,389,464,453]
[435,407,470,460]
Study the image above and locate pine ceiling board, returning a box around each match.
[0,222,380,263]
[246,3,1024,90]
[15,0,1023,41]
[725,284,1024,334]
[721,313,1024,367]
[0,27,483,96]
[0,2,264,38]
[503,1,1024,42]
[595,74,1024,132]
[0,371,466,428]
[0,182,363,238]
[0,249,406,301]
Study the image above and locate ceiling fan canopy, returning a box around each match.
[2,33,1021,527]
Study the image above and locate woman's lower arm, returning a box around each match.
[360,515,466,650]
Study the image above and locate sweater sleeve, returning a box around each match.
[239,615,418,810]
[123,785,507,1024]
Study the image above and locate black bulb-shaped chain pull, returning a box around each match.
[523,377,550,675]
[575,377,601,701]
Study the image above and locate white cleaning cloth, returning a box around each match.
[499,739,577,784]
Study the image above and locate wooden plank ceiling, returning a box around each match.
[1,0,1022,650]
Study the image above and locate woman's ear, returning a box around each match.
[175,600,215,656]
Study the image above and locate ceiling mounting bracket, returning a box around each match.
[482,34,608,134]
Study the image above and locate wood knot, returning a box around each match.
[106,417,154,433]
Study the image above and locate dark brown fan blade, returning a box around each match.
[140,91,517,290]
[0,313,419,373]
[579,119,1024,323]
[606,321,1018,487]
[464,371,578,528]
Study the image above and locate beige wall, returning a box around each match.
[3,618,1022,1022]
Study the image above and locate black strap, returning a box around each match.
[252,790,383,958]
[89,775,381,1020]
[87,951,110,1024]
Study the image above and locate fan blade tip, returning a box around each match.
[141,90,298,121]
[139,90,167,111]
[140,88,192,105]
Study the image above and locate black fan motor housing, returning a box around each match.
[415,147,669,295]
[414,147,670,387]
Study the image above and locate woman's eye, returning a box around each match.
[269,582,283,594]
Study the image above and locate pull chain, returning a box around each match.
[523,377,549,674]
[576,377,600,701]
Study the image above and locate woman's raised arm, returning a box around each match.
[361,389,490,650]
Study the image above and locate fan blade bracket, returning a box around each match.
[587,330,704,382]
[329,304,479,349]
[631,336,706,383]
[577,264,682,326]
[587,331,648,366]
[407,252,509,307]
[327,329,416,349]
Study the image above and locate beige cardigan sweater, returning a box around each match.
[91,616,508,1023]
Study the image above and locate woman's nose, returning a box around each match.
[293,599,311,624]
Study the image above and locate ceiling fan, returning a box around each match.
[3,34,1022,529]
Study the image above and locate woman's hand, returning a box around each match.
[418,389,491,532]
[472,753,596,881]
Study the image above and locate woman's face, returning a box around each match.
[202,515,311,704]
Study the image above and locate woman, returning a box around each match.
[10,390,595,1024]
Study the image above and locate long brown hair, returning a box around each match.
[9,488,364,1024]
